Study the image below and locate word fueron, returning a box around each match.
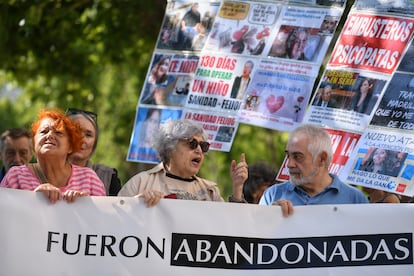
[46,232,412,270]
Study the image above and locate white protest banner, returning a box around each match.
[1,188,413,275]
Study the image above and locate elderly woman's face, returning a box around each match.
[168,134,206,178]
[34,117,71,158]
[70,116,96,162]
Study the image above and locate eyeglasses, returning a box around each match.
[65,108,98,123]
[183,138,210,153]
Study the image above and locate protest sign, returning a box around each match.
[339,126,414,196]
[329,13,414,74]
[238,59,317,131]
[128,0,348,158]
[127,107,182,162]
[183,109,238,151]
[303,68,388,132]
[370,72,414,131]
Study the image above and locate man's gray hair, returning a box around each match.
[289,124,332,167]
[0,128,32,152]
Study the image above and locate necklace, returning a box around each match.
[166,172,195,182]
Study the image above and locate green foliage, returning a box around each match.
[0,0,166,182]
[1,0,341,199]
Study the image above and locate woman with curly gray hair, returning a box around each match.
[118,119,248,206]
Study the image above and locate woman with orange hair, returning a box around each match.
[0,109,106,203]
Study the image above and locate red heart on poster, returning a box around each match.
[266,95,284,113]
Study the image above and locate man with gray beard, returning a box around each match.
[259,124,368,216]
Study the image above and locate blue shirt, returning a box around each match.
[259,174,369,206]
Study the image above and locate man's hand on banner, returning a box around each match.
[272,199,295,217]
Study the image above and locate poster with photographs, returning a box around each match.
[156,1,220,52]
[303,68,388,132]
[127,107,182,163]
[370,72,414,131]
[139,53,199,108]
[339,127,414,196]
[204,1,342,63]
[182,109,239,151]
[185,54,256,115]
[203,1,281,56]
[127,0,353,162]
[237,58,319,131]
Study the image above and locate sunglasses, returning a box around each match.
[184,138,210,153]
[65,108,98,123]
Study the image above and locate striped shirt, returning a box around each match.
[0,164,106,196]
